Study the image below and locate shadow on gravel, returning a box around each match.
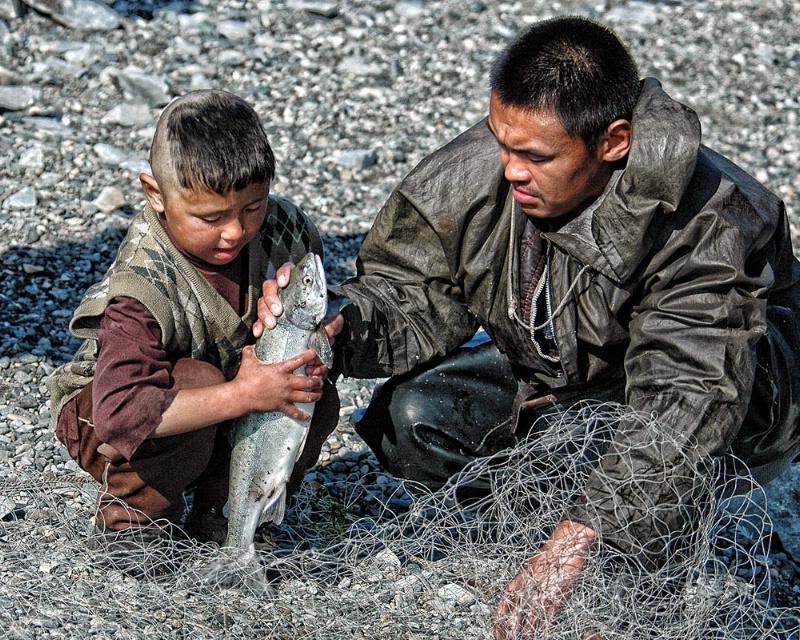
[0,224,364,363]
[109,0,196,20]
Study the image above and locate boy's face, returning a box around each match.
[141,176,269,266]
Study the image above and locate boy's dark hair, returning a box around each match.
[151,90,275,195]
[489,16,641,152]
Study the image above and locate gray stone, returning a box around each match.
[217,19,250,40]
[286,0,339,18]
[19,145,45,171]
[394,0,425,19]
[604,1,660,27]
[93,142,128,165]
[327,149,378,171]
[30,0,121,31]
[92,185,126,213]
[119,158,150,175]
[63,43,97,66]
[3,187,37,210]
[101,102,154,127]
[0,85,40,111]
[336,56,384,77]
[0,0,25,20]
[44,55,86,78]
[103,67,172,107]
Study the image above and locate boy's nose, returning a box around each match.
[222,217,245,241]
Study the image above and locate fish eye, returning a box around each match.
[303,275,313,286]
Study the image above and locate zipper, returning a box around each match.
[529,246,560,363]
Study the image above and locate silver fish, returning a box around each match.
[224,252,331,562]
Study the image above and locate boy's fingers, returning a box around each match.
[259,282,282,321]
[281,349,318,370]
[252,319,264,338]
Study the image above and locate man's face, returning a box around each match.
[488,95,613,220]
[152,179,270,266]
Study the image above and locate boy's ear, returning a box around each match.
[140,173,166,213]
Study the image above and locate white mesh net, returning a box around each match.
[1,402,798,639]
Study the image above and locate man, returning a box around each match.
[259,16,800,637]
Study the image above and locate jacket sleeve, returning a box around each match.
[569,187,774,566]
[332,187,481,379]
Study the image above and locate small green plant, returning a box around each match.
[303,484,349,538]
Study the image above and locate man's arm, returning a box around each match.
[494,520,597,638]
[258,188,481,380]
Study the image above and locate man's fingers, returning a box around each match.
[276,261,294,287]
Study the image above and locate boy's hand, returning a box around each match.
[234,345,325,421]
[254,262,295,338]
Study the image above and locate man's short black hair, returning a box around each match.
[152,90,275,196]
[490,16,641,152]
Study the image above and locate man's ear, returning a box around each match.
[599,119,632,163]
[140,173,166,213]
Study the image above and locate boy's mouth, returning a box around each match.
[213,244,242,260]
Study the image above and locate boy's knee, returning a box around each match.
[172,358,226,390]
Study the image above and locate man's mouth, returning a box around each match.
[512,186,541,204]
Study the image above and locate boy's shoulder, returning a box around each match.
[259,194,324,267]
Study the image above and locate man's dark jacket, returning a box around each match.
[334,78,800,563]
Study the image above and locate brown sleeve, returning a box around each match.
[92,297,178,459]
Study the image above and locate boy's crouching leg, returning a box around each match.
[59,360,228,532]
[286,379,340,498]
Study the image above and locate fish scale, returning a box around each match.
[223,253,330,563]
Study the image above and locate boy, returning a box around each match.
[47,90,338,560]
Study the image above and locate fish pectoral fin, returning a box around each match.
[310,327,334,368]
[259,490,287,526]
[293,426,311,464]
[251,476,288,526]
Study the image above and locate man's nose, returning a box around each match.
[504,153,531,184]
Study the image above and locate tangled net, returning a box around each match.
[1,402,798,639]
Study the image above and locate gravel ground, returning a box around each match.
[1,0,799,624]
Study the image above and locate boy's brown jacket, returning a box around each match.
[47,194,323,430]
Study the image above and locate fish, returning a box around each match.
[223,252,331,563]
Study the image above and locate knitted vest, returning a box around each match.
[47,194,323,428]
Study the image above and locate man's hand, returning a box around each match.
[493,520,597,639]
[254,262,295,337]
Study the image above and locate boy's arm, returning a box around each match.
[93,297,178,459]
[155,345,324,436]
[94,297,324,459]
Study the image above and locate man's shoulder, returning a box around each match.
[409,118,498,175]
[400,118,506,206]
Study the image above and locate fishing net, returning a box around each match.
[1,401,798,639]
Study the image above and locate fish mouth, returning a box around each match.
[313,253,327,293]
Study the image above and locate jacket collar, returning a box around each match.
[546,78,701,283]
